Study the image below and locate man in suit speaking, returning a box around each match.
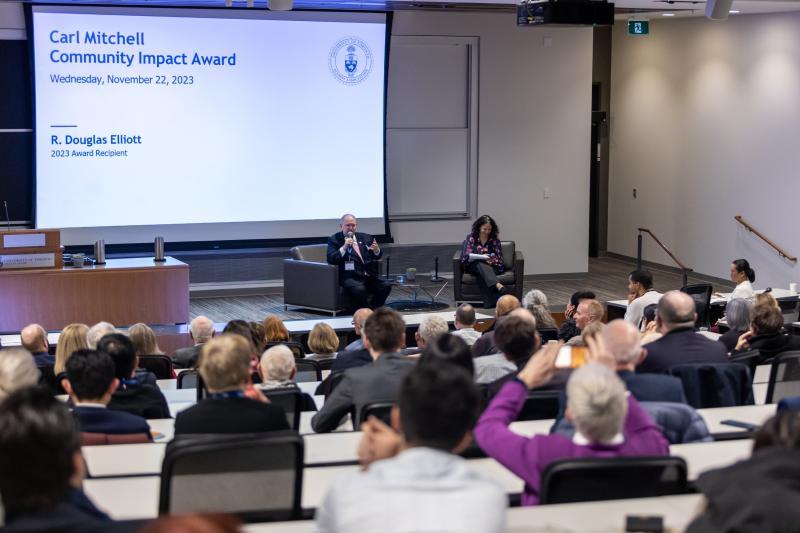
[327,213,391,312]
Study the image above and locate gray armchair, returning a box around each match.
[452,240,524,305]
[283,244,346,315]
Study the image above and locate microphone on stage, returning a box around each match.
[431,256,442,282]
[345,231,354,257]
[3,201,10,231]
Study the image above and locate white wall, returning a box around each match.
[609,13,800,287]
[389,11,593,275]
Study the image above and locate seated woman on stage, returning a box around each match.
[474,340,669,505]
[460,215,507,308]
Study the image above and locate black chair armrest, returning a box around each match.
[283,259,342,312]
[513,251,525,299]
[452,249,464,299]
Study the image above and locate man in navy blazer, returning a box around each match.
[327,213,391,312]
[604,319,687,403]
[636,291,728,375]
[20,323,54,367]
[64,349,152,439]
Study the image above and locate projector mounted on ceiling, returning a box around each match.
[517,0,615,26]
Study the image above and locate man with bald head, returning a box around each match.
[344,308,373,352]
[636,291,728,374]
[173,315,215,369]
[20,324,53,366]
[602,320,686,403]
[472,294,521,357]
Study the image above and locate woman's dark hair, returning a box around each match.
[419,333,474,377]
[753,411,800,452]
[732,258,756,283]
[471,215,499,240]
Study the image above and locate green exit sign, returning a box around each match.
[628,20,649,35]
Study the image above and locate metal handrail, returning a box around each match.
[636,228,693,287]
[734,215,797,263]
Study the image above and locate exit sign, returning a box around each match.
[628,20,649,35]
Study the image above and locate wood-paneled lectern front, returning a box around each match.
[0,228,63,270]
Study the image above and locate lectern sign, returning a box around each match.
[0,253,56,269]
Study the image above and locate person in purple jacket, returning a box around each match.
[474,339,669,505]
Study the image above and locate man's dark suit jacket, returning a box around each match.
[2,488,111,533]
[172,344,203,369]
[326,231,382,280]
[618,370,687,403]
[32,352,55,367]
[471,331,498,358]
[311,352,415,433]
[314,348,374,396]
[108,383,171,419]
[637,327,728,374]
[174,396,290,435]
[73,405,152,438]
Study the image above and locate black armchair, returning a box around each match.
[283,244,346,316]
[453,240,524,305]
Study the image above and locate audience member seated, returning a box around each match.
[624,270,662,330]
[472,294,520,358]
[0,348,40,402]
[306,322,340,362]
[418,334,475,377]
[249,320,266,354]
[721,258,756,303]
[344,308,372,352]
[636,291,728,374]
[100,333,170,420]
[476,342,669,505]
[20,324,52,367]
[263,314,290,343]
[407,315,449,355]
[86,321,115,349]
[312,308,415,433]
[640,303,662,345]
[315,364,506,532]
[259,345,316,411]
[451,304,482,346]
[315,314,375,396]
[128,323,164,357]
[173,315,215,369]
[0,388,111,531]
[476,309,536,387]
[483,309,572,396]
[174,334,289,435]
[558,291,596,342]
[54,323,90,391]
[603,320,687,403]
[566,320,605,348]
[64,349,152,440]
[565,299,604,346]
[717,298,752,353]
[733,301,800,362]
[522,289,558,330]
[686,410,800,532]
[222,319,262,373]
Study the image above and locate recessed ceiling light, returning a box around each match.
[662,12,675,16]
[729,10,740,13]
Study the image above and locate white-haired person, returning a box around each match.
[86,321,115,350]
[474,338,668,505]
[173,315,215,369]
[0,348,40,402]
[407,315,450,355]
[259,344,317,411]
[522,289,557,330]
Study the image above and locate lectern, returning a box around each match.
[0,228,62,269]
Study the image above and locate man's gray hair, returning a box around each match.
[260,344,296,381]
[725,298,752,333]
[522,289,549,310]
[567,363,628,443]
[0,348,40,401]
[190,316,215,343]
[341,213,356,223]
[602,320,642,365]
[86,321,115,349]
[417,316,449,343]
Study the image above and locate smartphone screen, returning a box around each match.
[555,345,588,368]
